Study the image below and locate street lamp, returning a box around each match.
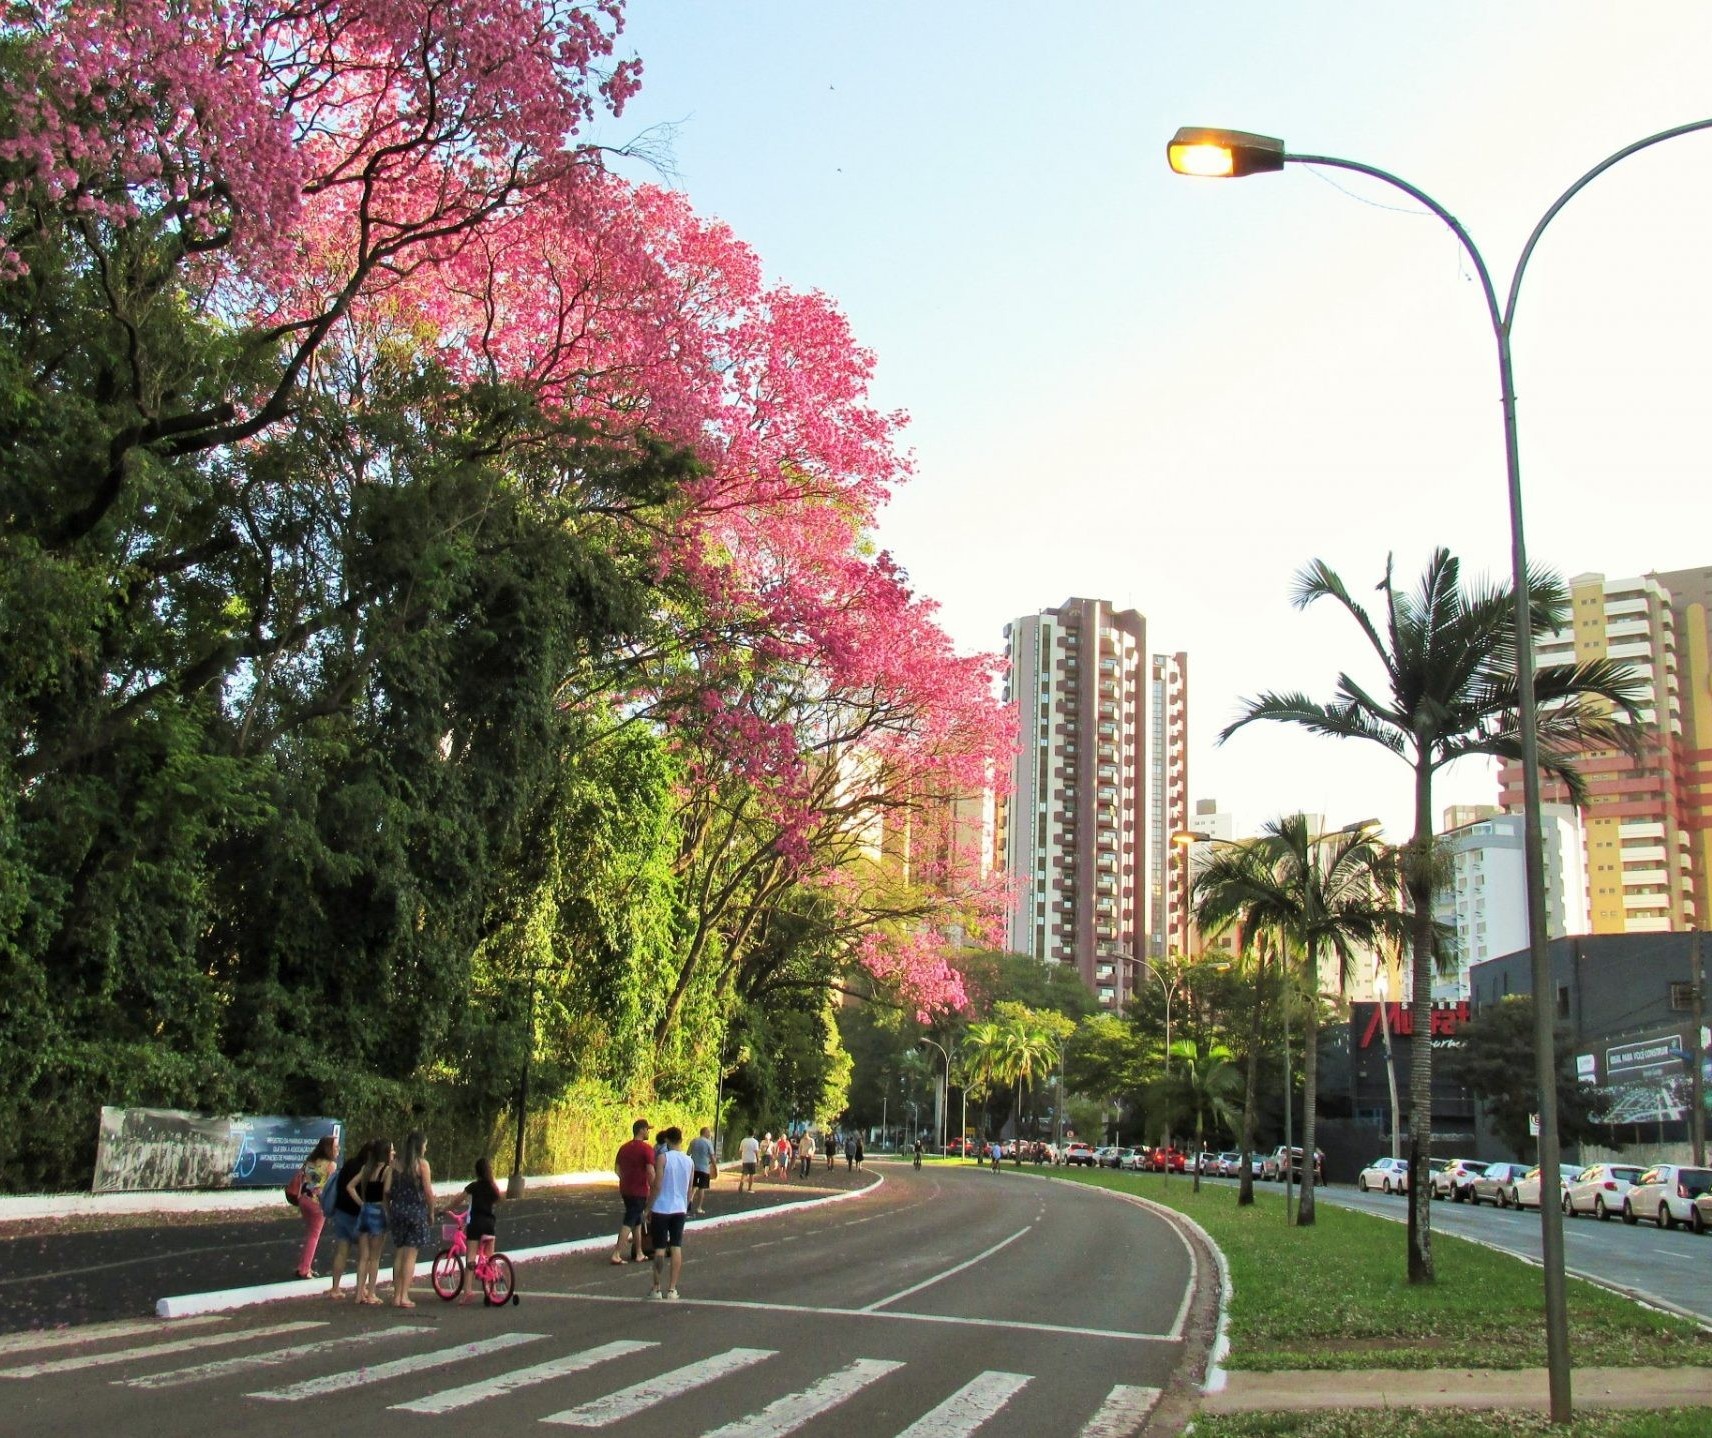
[918,1037,951,1156]
[1167,119,1712,1425]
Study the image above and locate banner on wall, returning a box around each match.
[91,1107,343,1193]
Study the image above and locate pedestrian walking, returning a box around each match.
[738,1130,760,1193]
[776,1131,793,1181]
[760,1131,776,1180]
[611,1118,655,1265]
[326,1140,369,1299]
[384,1130,432,1308]
[347,1137,392,1306]
[646,1127,694,1300]
[291,1134,338,1280]
[687,1126,716,1215]
[854,1134,865,1169]
[844,1134,857,1171]
[797,1129,815,1179]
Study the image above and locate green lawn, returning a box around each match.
[1185,1413,1712,1438]
[1042,1168,1712,1372]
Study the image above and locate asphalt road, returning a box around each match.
[0,1164,874,1335]
[1,1164,1202,1438]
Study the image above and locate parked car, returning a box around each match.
[1195,1151,1221,1175]
[1470,1161,1533,1208]
[1217,1151,1244,1178]
[944,1136,972,1156]
[1356,1157,1410,1194]
[1623,1164,1712,1229]
[1148,1146,1187,1173]
[1515,1163,1582,1210]
[1694,1190,1712,1234]
[1262,1146,1326,1182]
[1062,1141,1096,1167]
[1119,1147,1151,1172]
[1562,1163,1645,1221]
[1432,1158,1486,1202]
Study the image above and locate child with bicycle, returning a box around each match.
[439,1155,503,1303]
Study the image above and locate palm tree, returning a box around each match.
[1223,550,1644,1274]
[993,1002,1070,1140]
[960,1020,1007,1142]
[1167,1036,1243,1194]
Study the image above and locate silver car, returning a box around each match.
[1216,1151,1243,1177]
[1622,1163,1712,1229]
[1470,1161,1532,1208]
[1515,1162,1581,1209]
[1356,1157,1410,1194]
[1562,1163,1645,1221]
[1432,1158,1486,1201]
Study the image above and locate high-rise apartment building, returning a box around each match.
[1498,572,1693,933]
[1001,599,1149,1010]
[1148,652,1190,959]
[1651,565,1712,924]
[1430,805,1589,1000]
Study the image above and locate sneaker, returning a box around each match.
[663,1289,679,1301]
[646,1288,664,1301]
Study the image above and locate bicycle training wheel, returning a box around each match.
[482,1254,516,1307]
[430,1249,465,1302]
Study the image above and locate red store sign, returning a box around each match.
[1357,1001,1471,1049]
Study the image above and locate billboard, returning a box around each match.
[92,1107,343,1193]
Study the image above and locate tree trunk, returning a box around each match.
[1298,941,1319,1226]
[1239,951,1263,1207]
[1405,752,1436,1283]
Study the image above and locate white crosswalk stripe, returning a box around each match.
[121,1324,430,1389]
[893,1370,1032,1437]
[0,1321,324,1379]
[0,1316,226,1358]
[1076,1384,1162,1437]
[248,1331,546,1402]
[390,1339,658,1414]
[698,1357,903,1437]
[541,1346,775,1427]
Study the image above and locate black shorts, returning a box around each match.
[466,1218,495,1242]
[691,1171,710,1189]
[622,1195,647,1227]
[648,1211,686,1250]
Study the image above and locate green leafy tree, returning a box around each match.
[1224,551,1644,1275]
[1444,997,1608,1159]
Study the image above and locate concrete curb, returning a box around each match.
[155,1170,884,1319]
[1,1171,612,1224]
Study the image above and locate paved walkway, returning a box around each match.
[1203,1366,1712,1413]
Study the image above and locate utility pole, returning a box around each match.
[1692,929,1706,1168]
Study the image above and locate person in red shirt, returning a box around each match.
[611,1118,655,1265]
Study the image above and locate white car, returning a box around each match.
[1216,1151,1244,1177]
[1623,1164,1712,1229]
[1562,1163,1645,1221]
[1514,1163,1581,1209]
[1356,1157,1410,1195]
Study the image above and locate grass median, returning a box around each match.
[1182,1412,1712,1438]
[1042,1167,1712,1372]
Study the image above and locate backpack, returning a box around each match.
[284,1165,305,1207]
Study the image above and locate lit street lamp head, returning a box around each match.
[1166,127,1286,178]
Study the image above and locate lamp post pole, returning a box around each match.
[919,1037,951,1156]
[1167,118,1712,1426]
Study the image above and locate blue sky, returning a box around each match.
[590,3,1712,840]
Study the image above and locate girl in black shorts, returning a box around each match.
[443,1155,503,1302]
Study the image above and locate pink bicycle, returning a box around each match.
[430,1208,518,1306]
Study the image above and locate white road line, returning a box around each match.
[0,1316,225,1357]
[1075,1384,1161,1437]
[858,1227,1033,1312]
[122,1325,429,1389]
[893,1370,1031,1437]
[390,1340,657,1414]
[699,1357,903,1437]
[0,1321,324,1379]
[524,1290,1171,1342]
[248,1332,546,1402]
[541,1346,775,1427]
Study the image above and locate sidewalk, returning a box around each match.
[1203,1366,1712,1414]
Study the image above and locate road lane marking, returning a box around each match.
[391,1340,657,1414]
[0,1316,225,1357]
[122,1326,428,1388]
[1076,1384,1161,1436]
[859,1226,1033,1312]
[698,1357,903,1437]
[249,1332,545,1401]
[542,1346,774,1426]
[525,1290,1171,1341]
[894,1370,1031,1436]
[0,1321,324,1378]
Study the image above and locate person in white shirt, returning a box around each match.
[797,1129,815,1179]
[739,1130,761,1192]
[647,1127,694,1300]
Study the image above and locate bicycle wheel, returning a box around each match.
[430,1249,465,1302]
[482,1254,516,1307]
